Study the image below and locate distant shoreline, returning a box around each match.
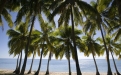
[0,69,116,75]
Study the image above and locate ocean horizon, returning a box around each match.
[0,58,121,73]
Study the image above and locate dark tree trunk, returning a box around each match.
[68,55,71,75]
[28,51,35,74]
[45,52,51,75]
[16,51,22,74]
[99,20,112,75]
[20,15,36,75]
[35,49,43,75]
[111,51,121,75]
[13,54,19,73]
[92,52,100,75]
[70,6,81,75]
[67,39,71,75]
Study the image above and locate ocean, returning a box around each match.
[0,59,121,73]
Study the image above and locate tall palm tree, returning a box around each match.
[27,31,41,74]
[7,22,29,74]
[54,26,82,75]
[97,35,121,75]
[49,1,97,74]
[15,0,52,74]
[82,35,104,75]
[82,1,113,74]
[34,21,55,75]
[44,36,56,75]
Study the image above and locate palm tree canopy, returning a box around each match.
[49,0,98,27]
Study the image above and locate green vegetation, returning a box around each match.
[1,0,121,75]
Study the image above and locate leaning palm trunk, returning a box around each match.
[45,52,51,75]
[111,51,121,75]
[16,51,22,74]
[20,15,36,75]
[28,51,35,74]
[92,51,100,75]
[13,54,19,73]
[98,19,112,75]
[70,6,81,75]
[35,49,43,75]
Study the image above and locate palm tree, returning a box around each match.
[82,1,114,74]
[49,1,97,74]
[54,26,82,75]
[44,36,56,75]
[97,35,121,75]
[34,21,55,75]
[82,35,104,75]
[7,22,29,74]
[27,31,42,74]
[15,0,52,74]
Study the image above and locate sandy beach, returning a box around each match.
[0,69,116,75]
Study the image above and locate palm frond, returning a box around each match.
[114,28,121,41]
[2,8,13,28]
[49,1,67,21]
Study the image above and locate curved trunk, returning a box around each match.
[16,51,22,74]
[13,54,19,73]
[35,49,43,75]
[45,52,51,75]
[92,52,100,75]
[20,15,36,75]
[28,51,35,74]
[99,22,112,75]
[111,51,121,75]
[70,6,81,75]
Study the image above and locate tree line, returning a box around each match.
[0,0,121,75]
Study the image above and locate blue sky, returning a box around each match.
[0,0,116,59]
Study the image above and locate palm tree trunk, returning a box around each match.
[13,54,19,73]
[70,6,81,75]
[92,52,100,75]
[99,21,112,75]
[111,51,120,75]
[45,52,51,75]
[20,15,36,75]
[0,0,7,14]
[35,49,43,75]
[16,51,22,74]
[68,55,71,75]
[28,51,35,74]
[67,39,71,75]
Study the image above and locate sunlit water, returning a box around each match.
[0,59,121,72]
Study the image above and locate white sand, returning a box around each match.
[0,69,116,75]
